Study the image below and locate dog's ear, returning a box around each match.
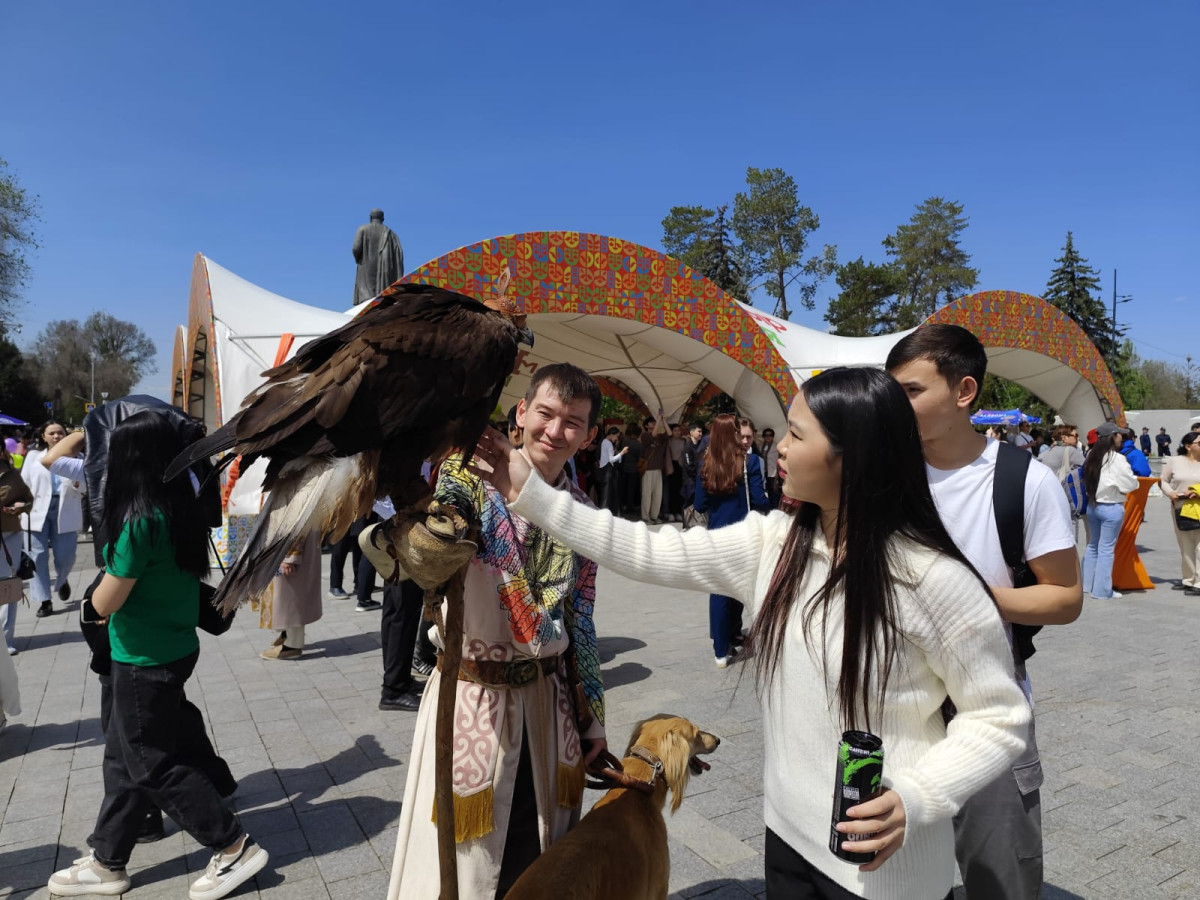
[659,728,693,813]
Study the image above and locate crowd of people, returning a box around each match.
[2,331,1198,900]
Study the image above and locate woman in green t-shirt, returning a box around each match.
[49,412,270,900]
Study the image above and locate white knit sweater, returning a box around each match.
[511,473,1030,900]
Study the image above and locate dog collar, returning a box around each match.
[584,746,661,796]
[626,745,665,785]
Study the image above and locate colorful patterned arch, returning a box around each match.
[398,231,795,404]
[924,291,1124,421]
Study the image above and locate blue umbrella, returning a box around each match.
[970,408,1042,426]
[0,413,29,426]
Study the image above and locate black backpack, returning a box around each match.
[83,395,222,566]
[992,441,1041,662]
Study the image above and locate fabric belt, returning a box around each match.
[436,653,560,688]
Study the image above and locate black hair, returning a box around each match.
[100,410,210,579]
[506,404,520,432]
[747,367,991,732]
[1082,431,1123,502]
[885,323,988,403]
[524,363,602,430]
[36,419,67,450]
[643,416,655,429]
[605,425,621,437]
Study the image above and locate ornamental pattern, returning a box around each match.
[924,291,1125,421]
[399,232,795,404]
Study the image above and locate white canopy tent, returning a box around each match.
[174,242,1123,521]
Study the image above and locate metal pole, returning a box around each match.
[90,350,95,406]
[1112,269,1117,351]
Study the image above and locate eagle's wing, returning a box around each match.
[167,285,520,493]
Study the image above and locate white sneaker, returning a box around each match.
[1111,591,1124,599]
[189,835,269,900]
[715,656,729,668]
[48,851,131,896]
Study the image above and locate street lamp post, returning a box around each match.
[1111,269,1131,352]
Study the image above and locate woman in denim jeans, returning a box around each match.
[48,411,269,900]
[1081,423,1141,599]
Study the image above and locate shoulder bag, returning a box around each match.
[16,517,35,581]
[1,539,26,607]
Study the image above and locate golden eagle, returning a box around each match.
[166,274,532,611]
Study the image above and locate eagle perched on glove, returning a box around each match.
[166,271,532,612]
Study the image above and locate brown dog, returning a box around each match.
[504,714,721,900]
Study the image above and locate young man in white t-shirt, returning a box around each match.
[887,324,1083,900]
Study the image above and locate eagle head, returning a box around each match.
[484,264,534,347]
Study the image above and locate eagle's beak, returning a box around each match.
[518,325,535,348]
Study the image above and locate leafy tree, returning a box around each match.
[732,167,836,320]
[25,312,157,421]
[823,257,906,336]
[0,326,41,421]
[662,205,715,272]
[1113,339,1152,409]
[882,197,978,326]
[0,157,40,329]
[661,204,749,302]
[1043,232,1116,359]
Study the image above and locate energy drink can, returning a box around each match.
[829,730,884,863]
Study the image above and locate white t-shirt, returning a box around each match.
[927,438,1075,590]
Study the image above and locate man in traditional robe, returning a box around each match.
[387,363,607,900]
[352,209,405,305]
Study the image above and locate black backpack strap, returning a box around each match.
[992,441,1041,662]
[992,441,1029,572]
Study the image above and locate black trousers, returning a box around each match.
[380,579,423,698]
[495,728,539,898]
[666,468,683,516]
[329,516,368,591]
[764,829,951,900]
[88,673,237,849]
[90,652,241,868]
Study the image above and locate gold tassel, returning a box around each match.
[557,760,584,809]
[431,787,495,843]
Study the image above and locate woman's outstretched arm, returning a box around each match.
[471,429,776,604]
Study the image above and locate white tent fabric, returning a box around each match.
[204,257,351,428]
[491,311,788,434]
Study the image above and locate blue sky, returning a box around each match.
[4,1,1197,397]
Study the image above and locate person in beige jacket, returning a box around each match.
[1161,431,1200,595]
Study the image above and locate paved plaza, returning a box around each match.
[1,490,1197,899]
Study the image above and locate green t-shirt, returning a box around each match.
[105,511,199,666]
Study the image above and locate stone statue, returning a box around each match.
[352,209,405,304]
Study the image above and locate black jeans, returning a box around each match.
[764,829,951,900]
[380,579,423,698]
[90,651,241,867]
[88,673,237,851]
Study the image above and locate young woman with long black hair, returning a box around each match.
[471,367,1029,900]
[48,411,269,900]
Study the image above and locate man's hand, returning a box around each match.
[279,562,296,577]
[470,428,532,503]
[582,737,608,769]
[837,787,906,872]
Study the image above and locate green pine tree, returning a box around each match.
[1043,232,1116,359]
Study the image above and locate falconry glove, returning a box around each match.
[359,501,477,590]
